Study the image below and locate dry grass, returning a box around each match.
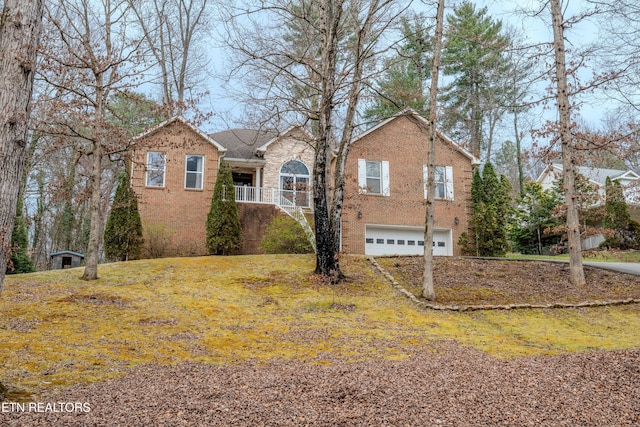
[1,254,640,401]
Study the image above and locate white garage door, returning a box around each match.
[364,226,452,256]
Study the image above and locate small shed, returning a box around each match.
[50,251,85,270]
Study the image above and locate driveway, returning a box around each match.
[584,261,640,276]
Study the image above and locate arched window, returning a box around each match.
[280,160,310,207]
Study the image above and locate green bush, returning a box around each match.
[104,172,144,261]
[8,196,34,274]
[206,162,241,255]
[260,215,314,254]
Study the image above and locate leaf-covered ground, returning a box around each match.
[1,255,639,425]
[377,256,640,305]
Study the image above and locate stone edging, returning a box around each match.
[367,257,640,311]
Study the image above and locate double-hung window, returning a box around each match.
[146,151,166,187]
[423,165,454,200]
[358,159,390,196]
[185,155,204,190]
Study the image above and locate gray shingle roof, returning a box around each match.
[553,163,630,184]
[209,129,278,160]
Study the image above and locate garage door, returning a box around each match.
[364,226,452,256]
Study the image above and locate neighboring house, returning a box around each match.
[130,116,314,256]
[340,109,479,256]
[537,163,640,207]
[537,163,640,248]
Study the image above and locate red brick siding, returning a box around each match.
[341,115,473,255]
[131,121,219,256]
[237,203,282,254]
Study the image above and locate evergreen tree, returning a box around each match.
[602,177,634,248]
[104,172,143,262]
[467,162,511,256]
[206,162,242,255]
[509,181,563,254]
[8,195,34,274]
[365,13,432,121]
[441,1,511,158]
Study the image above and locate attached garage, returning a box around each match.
[364,225,452,256]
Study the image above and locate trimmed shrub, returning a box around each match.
[104,172,143,261]
[206,162,242,255]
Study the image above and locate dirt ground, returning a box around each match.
[377,256,640,305]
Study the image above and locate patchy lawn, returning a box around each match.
[1,254,640,403]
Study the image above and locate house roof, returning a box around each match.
[539,163,640,186]
[208,128,278,161]
[255,125,313,153]
[350,108,480,165]
[49,251,85,258]
[131,116,227,152]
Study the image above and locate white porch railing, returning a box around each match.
[233,185,316,252]
[234,185,312,208]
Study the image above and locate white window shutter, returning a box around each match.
[358,159,367,194]
[423,165,428,199]
[382,161,390,196]
[445,166,454,200]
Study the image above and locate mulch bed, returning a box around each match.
[2,342,638,426]
[377,257,640,305]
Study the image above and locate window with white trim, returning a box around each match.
[423,165,454,200]
[185,155,204,189]
[146,151,166,187]
[358,159,390,195]
[280,160,310,207]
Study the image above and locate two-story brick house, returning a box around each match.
[129,110,477,257]
[340,109,479,256]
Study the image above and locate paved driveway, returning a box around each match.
[584,262,640,276]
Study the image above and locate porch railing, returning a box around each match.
[234,185,311,208]
[233,185,316,252]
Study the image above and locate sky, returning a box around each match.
[198,0,611,134]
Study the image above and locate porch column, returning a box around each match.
[255,167,262,202]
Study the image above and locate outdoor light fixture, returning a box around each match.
[454,217,459,225]
[358,211,362,218]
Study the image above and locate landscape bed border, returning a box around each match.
[368,257,640,311]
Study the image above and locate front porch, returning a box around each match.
[232,185,316,252]
[233,185,312,209]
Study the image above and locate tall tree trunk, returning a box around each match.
[422,0,445,301]
[314,0,343,279]
[514,109,524,197]
[0,0,43,293]
[82,77,106,281]
[550,0,585,286]
[330,0,378,272]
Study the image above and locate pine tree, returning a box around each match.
[468,162,511,256]
[602,177,631,248]
[8,195,34,274]
[509,181,563,254]
[206,162,242,255]
[441,1,511,159]
[104,172,143,262]
[365,13,432,121]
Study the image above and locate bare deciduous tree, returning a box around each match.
[129,0,212,111]
[223,0,404,279]
[422,0,444,301]
[0,0,43,293]
[549,0,585,286]
[39,0,144,280]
